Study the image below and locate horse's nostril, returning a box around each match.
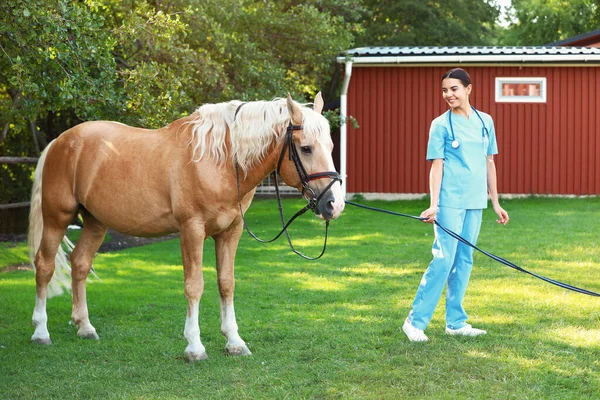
[326,200,334,211]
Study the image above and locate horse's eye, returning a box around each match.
[300,146,312,155]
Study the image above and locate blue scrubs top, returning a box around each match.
[426,109,498,210]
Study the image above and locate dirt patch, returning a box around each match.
[0,229,179,252]
[0,233,27,243]
[1,263,32,272]
[0,229,179,272]
[98,229,179,252]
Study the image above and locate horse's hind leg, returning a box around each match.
[214,221,251,356]
[32,211,74,344]
[70,212,107,340]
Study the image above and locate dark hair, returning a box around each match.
[442,68,472,87]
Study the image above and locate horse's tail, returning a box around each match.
[28,140,75,298]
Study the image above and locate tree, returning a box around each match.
[1,0,363,132]
[0,0,361,203]
[500,0,600,45]
[356,0,500,46]
[0,0,120,203]
[0,0,120,142]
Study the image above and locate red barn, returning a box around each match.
[337,46,600,197]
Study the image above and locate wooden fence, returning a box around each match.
[0,157,39,164]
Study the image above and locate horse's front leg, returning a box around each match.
[179,222,207,361]
[214,221,251,356]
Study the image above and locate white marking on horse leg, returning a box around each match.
[214,224,251,357]
[31,292,51,344]
[221,300,251,356]
[32,229,68,345]
[70,214,105,340]
[180,223,207,362]
[184,300,207,361]
[72,285,98,340]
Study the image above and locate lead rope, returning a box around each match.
[235,165,329,260]
[345,200,600,297]
[273,168,330,260]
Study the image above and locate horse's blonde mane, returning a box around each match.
[188,98,330,174]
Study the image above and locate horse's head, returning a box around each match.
[277,93,345,220]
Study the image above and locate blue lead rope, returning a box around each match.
[345,200,600,297]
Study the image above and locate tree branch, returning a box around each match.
[29,121,40,156]
[0,91,22,144]
[0,123,8,144]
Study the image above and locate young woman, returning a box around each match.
[403,68,509,342]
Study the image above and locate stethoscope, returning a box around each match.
[448,106,489,149]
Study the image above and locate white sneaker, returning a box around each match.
[445,324,487,337]
[402,319,429,342]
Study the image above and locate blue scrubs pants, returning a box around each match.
[407,206,483,330]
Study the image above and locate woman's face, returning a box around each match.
[442,78,472,109]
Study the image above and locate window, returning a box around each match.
[495,77,547,103]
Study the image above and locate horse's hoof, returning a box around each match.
[225,344,252,356]
[78,330,100,340]
[32,336,52,345]
[186,351,208,362]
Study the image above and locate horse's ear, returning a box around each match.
[313,92,324,114]
[286,93,302,125]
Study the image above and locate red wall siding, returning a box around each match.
[346,65,600,195]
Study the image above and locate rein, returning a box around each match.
[345,200,600,297]
[236,122,341,260]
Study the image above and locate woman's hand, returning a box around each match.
[493,204,509,225]
[420,207,437,224]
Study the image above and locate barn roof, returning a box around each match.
[547,29,600,47]
[337,46,600,64]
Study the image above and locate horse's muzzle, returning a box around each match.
[315,193,345,220]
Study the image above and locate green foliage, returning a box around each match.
[0,0,120,122]
[1,0,361,132]
[0,121,35,203]
[0,0,120,201]
[500,0,600,45]
[0,0,360,202]
[0,164,34,203]
[2,0,599,204]
[323,108,360,130]
[356,0,501,46]
[88,0,209,127]
[1,198,600,398]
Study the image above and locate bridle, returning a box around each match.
[277,123,342,209]
[236,120,342,260]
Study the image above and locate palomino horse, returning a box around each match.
[28,93,344,361]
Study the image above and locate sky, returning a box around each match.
[495,0,514,27]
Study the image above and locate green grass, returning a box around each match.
[1,197,599,399]
[0,241,29,267]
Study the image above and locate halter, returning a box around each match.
[236,121,342,260]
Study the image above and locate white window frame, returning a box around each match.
[495,77,547,103]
